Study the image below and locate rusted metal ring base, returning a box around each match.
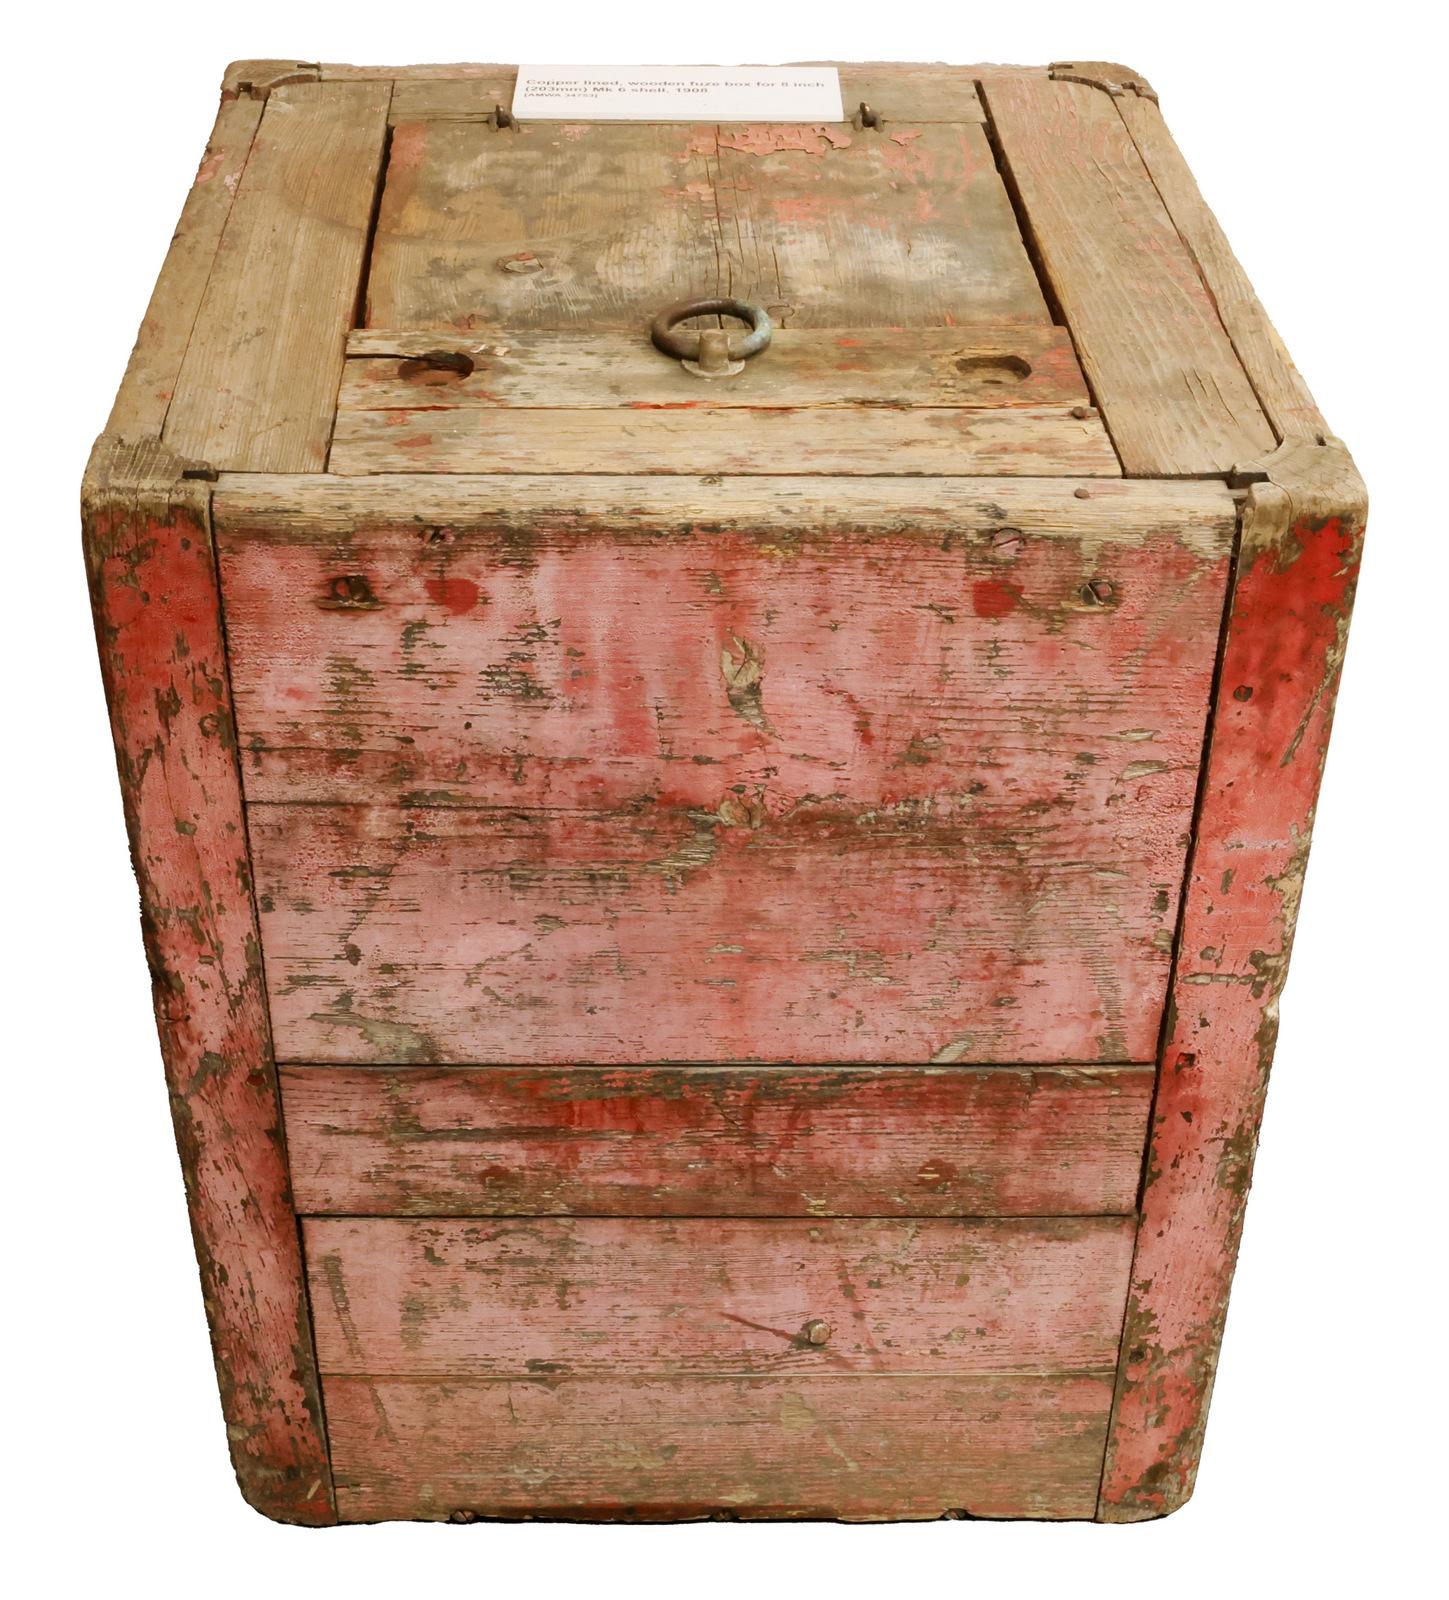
[650,297,773,365]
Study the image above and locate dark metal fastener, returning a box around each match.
[651,297,773,378]
[1081,578,1117,606]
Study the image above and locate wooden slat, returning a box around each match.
[1100,440,1366,1519]
[307,1216,1134,1377]
[340,326,1090,410]
[387,66,987,124]
[82,439,335,1524]
[217,474,1232,808]
[222,473,1232,1067]
[327,405,1118,475]
[324,1373,1113,1521]
[984,76,1275,475]
[280,1064,1153,1216]
[107,95,263,438]
[365,121,1048,332]
[163,81,390,471]
[1114,94,1325,443]
[253,799,1190,1068]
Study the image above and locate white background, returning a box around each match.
[5,3,1446,1596]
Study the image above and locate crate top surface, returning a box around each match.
[104,60,1335,486]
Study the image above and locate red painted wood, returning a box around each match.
[216,484,1233,813]
[280,1064,1153,1216]
[324,1373,1115,1521]
[228,484,1233,1066]
[306,1216,1135,1377]
[81,438,334,1524]
[255,799,1180,1064]
[1099,442,1366,1519]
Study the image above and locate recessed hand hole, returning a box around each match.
[955,354,1032,382]
[399,350,475,383]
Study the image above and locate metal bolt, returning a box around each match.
[1070,405,1091,419]
[1074,486,1092,499]
[803,1318,832,1347]
[1081,578,1117,606]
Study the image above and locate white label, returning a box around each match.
[513,65,844,122]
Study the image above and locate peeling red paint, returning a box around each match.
[1100,452,1365,1520]
[82,438,335,1525]
[971,577,1022,618]
[717,124,853,156]
[424,576,481,614]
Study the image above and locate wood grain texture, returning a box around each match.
[341,325,1091,410]
[328,405,1118,476]
[1100,440,1366,1520]
[307,1216,1134,1377]
[1114,94,1326,443]
[984,75,1276,474]
[251,794,1194,1066]
[164,81,390,471]
[366,120,1049,332]
[216,473,1232,809]
[385,66,987,124]
[221,475,1232,1067]
[81,438,334,1525]
[324,1373,1115,1521]
[107,95,263,439]
[280,1064,1152,1216]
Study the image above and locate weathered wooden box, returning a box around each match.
[85,59,1363,1525]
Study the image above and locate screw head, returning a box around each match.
[803,1318,832,1347]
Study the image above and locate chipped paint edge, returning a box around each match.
[1097,437,1366,1520]
[82,434,337,1525]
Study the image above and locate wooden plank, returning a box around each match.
[387,67,987,124]
[984,75,1275,475]
[217,474,1232,809]
[1100,439,1366,1520]
[164,81,390,471]
[340,326,1091,410]
[81,438,335,1525]
[1115,93,1326,443]
[253,797,1190,1068]
[325,1373,1114,1521]
[327,405,1118,476]
[365,121,1049,332]
[221,473,1232,1067]
[280,1064,1153,1216]
[107,95,263,438]
[307,1216,1134,1377]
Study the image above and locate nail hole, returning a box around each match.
[316,574,382,611]
[955,354,1032,382]
[399,350,475,383]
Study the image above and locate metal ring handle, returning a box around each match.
[650,298,773,362]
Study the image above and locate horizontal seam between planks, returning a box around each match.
[294,1212,1142,1223]
[276,1061,1155,1072]
[315,1367,1123,1381]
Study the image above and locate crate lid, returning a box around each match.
[144,63,1287,481]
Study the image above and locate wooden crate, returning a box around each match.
[83,58,1364,1525]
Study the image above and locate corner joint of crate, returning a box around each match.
[1048,61,1159,103]
[82,433,217,517]
[1233,434,1367,538]
[221,59,322,102]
